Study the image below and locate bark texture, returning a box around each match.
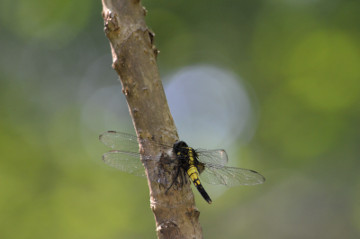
[101,0,203,238]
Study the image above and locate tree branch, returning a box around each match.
[101,0,203,238]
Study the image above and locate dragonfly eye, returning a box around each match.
[173,140,188,154]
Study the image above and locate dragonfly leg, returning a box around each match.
[165,166,180,194]
[179,168,188,187]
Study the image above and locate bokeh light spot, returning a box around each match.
[165,65,255,148]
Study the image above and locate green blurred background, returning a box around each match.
[1,0,360,238]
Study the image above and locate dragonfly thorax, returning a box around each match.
[173,140,198,158]
[173,140,200,169]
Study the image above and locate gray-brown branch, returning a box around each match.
[101,0,203,238]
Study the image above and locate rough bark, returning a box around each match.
[101,0,203,238]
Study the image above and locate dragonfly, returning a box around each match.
[99,131,265,204]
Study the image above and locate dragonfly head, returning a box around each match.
[173,141,189,155]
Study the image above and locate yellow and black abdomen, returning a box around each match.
[187,148,212,204]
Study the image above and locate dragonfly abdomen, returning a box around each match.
[196,184,212,204]
[187,165,201,185]
[187,164,212,204]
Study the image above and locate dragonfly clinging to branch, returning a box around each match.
[99,131,265,204]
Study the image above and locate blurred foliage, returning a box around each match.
[1,0,360,238]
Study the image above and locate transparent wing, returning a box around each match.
[99,131,140,152]
[196,149,229,166]
[199,163,265,187]
[102,150,146,177]
[99,131,174,151]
